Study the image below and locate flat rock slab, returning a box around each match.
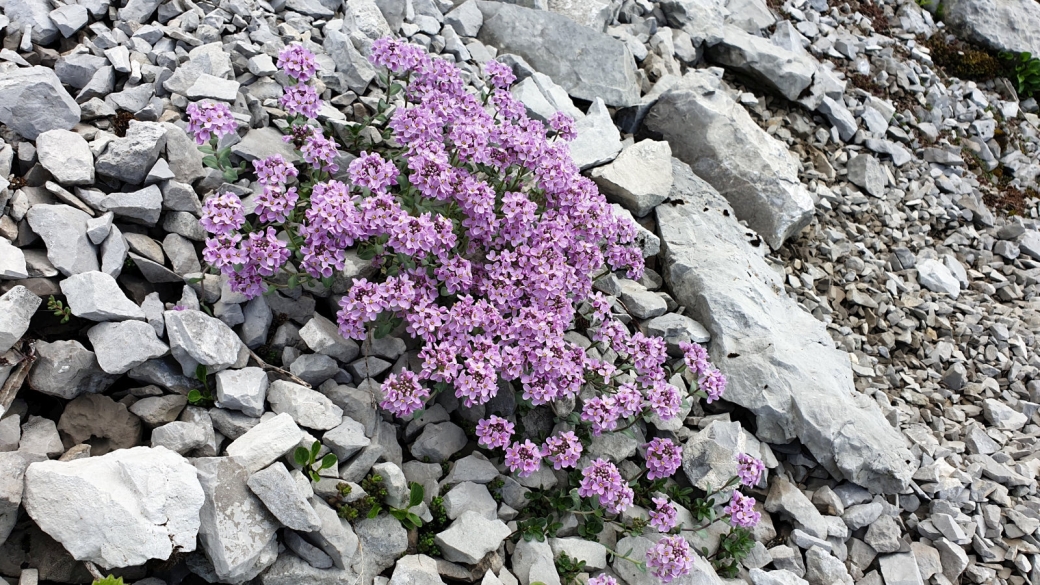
[60,271,145,321]
[647,70,814,249]
[35,129,94,185]
[164,309,243,376]
[476,1,640,107]
[87,320,170,375]
[22,446,204,569]
[267,380,344,431]
[707,25,817,101]
[943,0,1040,56]
[26,204,98,276]
[0,66,80,140]
[0,286,41,353]
[28,339,116,399]
[656,158,914,494]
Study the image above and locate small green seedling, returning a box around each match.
[47,296,72,323]
[295,440,338,482]
[187,364,214,406]
[388,482,426,530]
[93,576,125,585]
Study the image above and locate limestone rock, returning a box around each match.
[0,67,80,140]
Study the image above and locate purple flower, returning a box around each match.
[614,383,643,419]
[253,154,299,186]
[700,366,727,403]
[246,227,290,276]
[679,341,710,375]
[369,37,428,73]
[587,576,617,585]
[548,111,576,141]
[645,380,682,420]
[578,458,633,514]
[301,133,339,173]
[186,101,238,145]
[581,395,619,436]
[736,453,765,487]
[542,431,582,470]
[646,536,694,583]
[475,415,514,449]
[483,59,516,89]
[650,497,678,533]
[200,192,245,235]
[644,437,682,481]
[349,151,398,193]
[277,44,318,81]
[255,185,299,224]
[724,491,761,528]
[380,371,429,418]
[280,84,321,119]
[505,439,541,478]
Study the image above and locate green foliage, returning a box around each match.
[1001,51,1040,98]
[92,576,125,585]
[709,528,756,578]
[187,364,214,406]
[294,440,338,482]
[417,495,449,556]
[47,296,72,323]
[199,141,249,182]
[554,552,587,585]
[388,482,426,530]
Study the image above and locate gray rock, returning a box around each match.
[354,514,409,577]
[299,314,360,362]
[1,452,44,545]
[151,421,208,454]
[248,463,323,532]
[162,124,207,185]
[817,97,858,142]
[443,482,498,520]
[322,416,370,461]
[86,212,114,245]
[129,395,188,427]
[163,233,201,275]
[683,420,748,493]
[194,456,280,583]
[765,477,829,539]
[283,530,334,569]
[748,569,809,585]
[864,514,902,553]
[411,422,467,463]
[35,129,94,186]
[49,4,88,36]
[916,259,960,298]
[847,155,887,198]
[186,74,240,102]
[708,26,817,101]
[28,340,116,399]
[0,66,80,140]
[841,502,883,530]
[95,121,167,185]
[60,271,145,321]
[100,226,129,278]
[87,320,169,375]
[643,313,711,349]
[165,309,243,376]
[659,0,726,46]
[346,356,392,380]
[443,454,499,485]
[306,497,359,569]
[877,552,924,585]
[982,398,1027,430]
[647,71,814,249]
[804,547,852,584]
[0,286,41,352]
[446,0,482,36]
[163,43,233,97]
[476,2,639,107]
[260,551,359,584]
[0,238,28,279]
[226,413,304,473]
[215,368,269,418]
[0,416,22,452]
[100,185,163,226]
[656,159,913,494]
[513,539,561,585]
[26,204,98,276]
[231,127,299,163]
[591,140,673,218]
[435,510,511,564]
[268,380,344,431]
[56,394,142,455]
[568,98,622,170]
[22,446,204,569]
[323,29,377,94]
[619,278,667,319]
[943,0,1040,56]
[548,538,608,570]
[118,0,162,21]
[240,296,273,349]
[389,554,444,585]
[290,354,340,386]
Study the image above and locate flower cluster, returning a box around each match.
[578,459,634,515]
[725,491,761,529]
[737,453,765,487]
[647,536,694,583]
[475,415,514,449]
[191,38,744,582]
[186,101,237,145]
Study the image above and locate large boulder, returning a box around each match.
[646,71,814,249]
[655,158,915,494]
[476,1,640,107]
[0,66,80,140]
[707,25,817,101]
[22,446,205,569]
[943,0,1040,56]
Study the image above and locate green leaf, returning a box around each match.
[374,320,394,339]
[367,504,382,518]
[357,245,377,261]
[202,155,220,169]
[408,482,424,508]
[406,512,422,527]
[310,440,321,459]
[294,447,309,467]
[320,453,338,470]
[287,274,300,289]
[195,364,208,384]
[187,389,203,404]
[223,169,239,182]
